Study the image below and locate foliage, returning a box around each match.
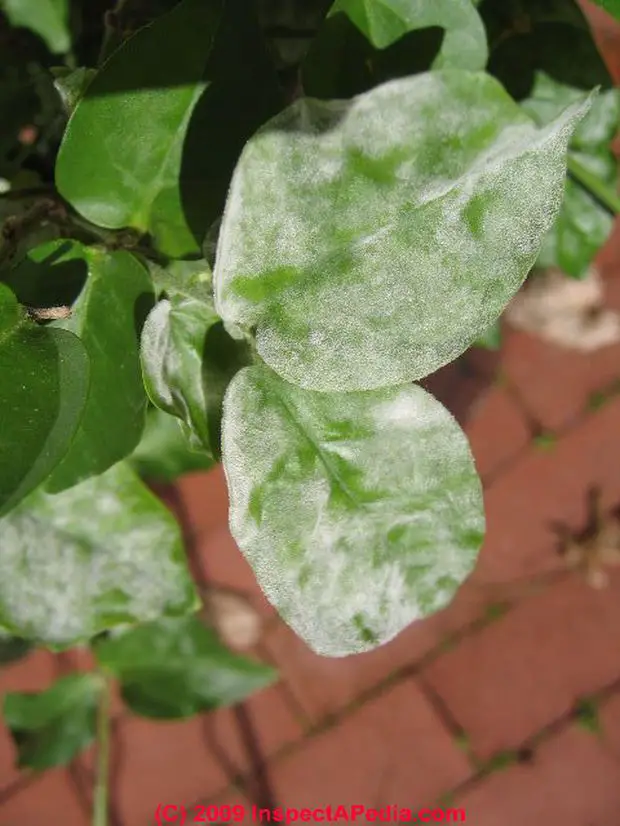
[0,0,619,820]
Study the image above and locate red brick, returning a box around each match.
[464,386,531,480]
[260,577,488,725]
[201,684,304,779]
[599,690,620,756]
[420,361,493,427]
[423,572,620,761]
[175,466,230,539]
[0,769,88,826]
[580,1,620,83]
[267,679,472,808]
[473,396,620,584]
[115,714,229,825]
[500,323,620,432]
[457,724,620,826]
[0,648,55,791]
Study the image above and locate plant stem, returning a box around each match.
[567,154,620,215]
[92,673,112,826]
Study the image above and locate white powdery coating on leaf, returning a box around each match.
[214,72,593,392]
[221,367,484,658]
[0,465,194,644]
[140,299,174,409]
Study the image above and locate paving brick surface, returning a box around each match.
[423,572,620,760]
[471,396,620,585]
[0,769,88,826]
[457,724,620,826]
[114,714,229,826]
[266,679,472,809]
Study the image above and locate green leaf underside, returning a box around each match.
[328,0,488,68]
[0,463,198,645]
[140,296,251,458]
[94,616,276,719]
[55,0,223,256]
[0,284,89,517]
[3,674,99,770]
[0,0,70,54]
[15,241,155,492]
[215,71,593,392]
[523,74,620,278]
[222,365,485,657]
[129,406,215,482]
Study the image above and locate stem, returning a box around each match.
[92,673,112,826]
[567,154,620,215]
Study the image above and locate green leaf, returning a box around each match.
[588,0,620,19]
[129,406,215,483]
[479,0,613,101]
[51,67,97,116]
[55,0,283,258]
[0,632,31,665]
[221,365,485,657]
[0,283,89,517]
[215,71,593,392]
[0,463,198,646]
[3,674,100,770]
[0,0,70,54]
[94,616,277,719]
[140,296,250,459]
[322,0,487,66]
[522,73,620,278]
[26,242,155,492]
[148,257,213,304]
[475,319,502,349]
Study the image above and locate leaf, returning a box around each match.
[479,0,612,101]
[215,71,593,392]
[55,0,283,258]
[140,296,250,459]
[148,257,213,304]
[0,0,70,54]
[303,16,446,100]
[3,674,100,770]
[129,406,215,483]
[0,632,31,665]
[26,242,155,492]
[51,67,97,116]
[0,283,89,517]
[521,73,620,278]
[0,463,198,646]
[313,0,487,71]
[94,615,276,719]
[221,365,485,657]
[474,319,502,350]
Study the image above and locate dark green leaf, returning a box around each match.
[94,616,276,719]
[221,365,485,657]
[3,674,100,770]
[51,66,97,116]
[215,71,592,392]
[140,296,250,459]
[303,15,445,100]
[28,241,154,492]
[56,0,283,258]
[0,632,31,665]
[0,0,70,54]
[307,0,487,86]
[479,0,613,101]
[522,73,620,278]
[0,463,199,646]
[0,283,89,517]
[129,406,215,483]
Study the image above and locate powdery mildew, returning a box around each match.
[214,71,593,393]
[0,464,196,644]
[222,366,484,658]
